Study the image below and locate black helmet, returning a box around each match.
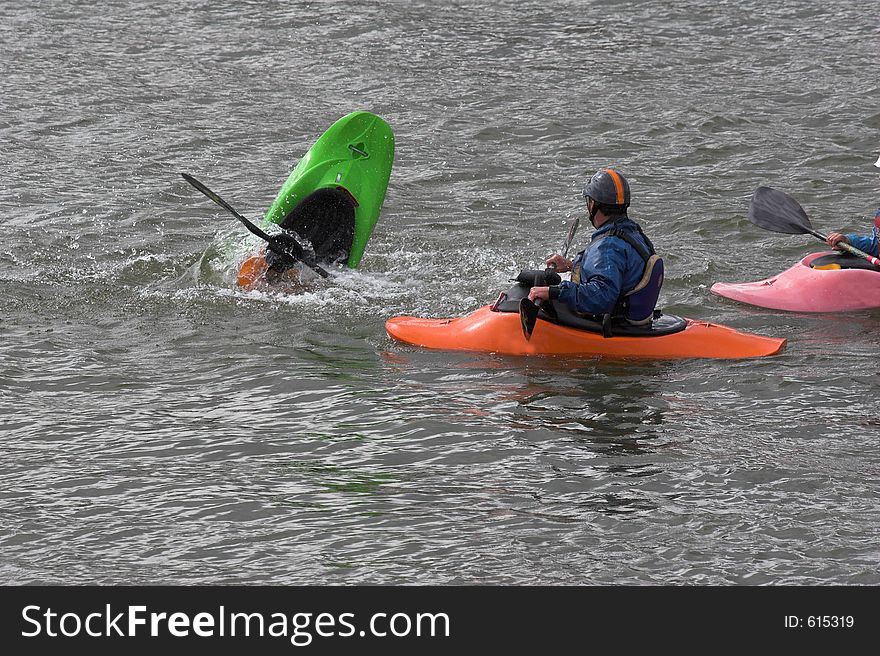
[582,168,630,211]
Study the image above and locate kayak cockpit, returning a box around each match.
[807,251,880,271]
[279,187,357,265]
[492,282,688,337]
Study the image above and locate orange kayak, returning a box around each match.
[386,306,785,360]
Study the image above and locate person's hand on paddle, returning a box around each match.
[826,232,849,249]
[544,254,572,272]
[528,286,550,302]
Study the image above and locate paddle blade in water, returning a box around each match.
[747,186,813,235]
[519,298,539,340]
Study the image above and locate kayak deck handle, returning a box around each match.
[348,142,369,159]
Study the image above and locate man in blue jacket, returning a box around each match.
[528,168,659,321]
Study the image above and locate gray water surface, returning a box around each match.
[1,0,879,585]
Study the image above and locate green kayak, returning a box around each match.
[263,111,395,268]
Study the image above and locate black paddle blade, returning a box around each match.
[748,186,813,235]
[561,216,580,258]
[180,172,272,243]
[181,173,234,215]
[519,298,540,340]
[265,233,304,272]
[267,232,329,278]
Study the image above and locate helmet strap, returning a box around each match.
[587,198,600,227]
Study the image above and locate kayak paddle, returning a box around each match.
[180,173,329,278]
[519,297,540,340]
[558,215,581,264]
[520,215,581,340]
[748,186,880,269]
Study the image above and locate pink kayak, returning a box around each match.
[711,251,880,312]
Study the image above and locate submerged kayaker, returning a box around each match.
[825,209,880,256]
[237,244,324,290]
[528,168,663,325]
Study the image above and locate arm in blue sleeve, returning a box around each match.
[557,239,625,314]
[844,232,879,257]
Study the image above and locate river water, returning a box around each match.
[1,0,878,585]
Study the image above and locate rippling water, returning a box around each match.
[1,0,879,585]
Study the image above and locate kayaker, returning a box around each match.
[825,209,880,256]
[528,168,663,325]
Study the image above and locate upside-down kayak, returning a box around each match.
[386,283,785,360]
[711,251,880,313]
[238,110,394,287]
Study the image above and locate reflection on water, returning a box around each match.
[371,354,688,519]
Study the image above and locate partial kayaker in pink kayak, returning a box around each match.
[825,208,880,256]
[710,181,880,313]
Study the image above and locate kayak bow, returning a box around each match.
[711,251,880,313]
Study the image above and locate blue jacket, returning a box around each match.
[557,218,653,315]
[844,210,880,256]
[845,227,880,257]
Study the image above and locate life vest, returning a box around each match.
[571,223,663,325]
